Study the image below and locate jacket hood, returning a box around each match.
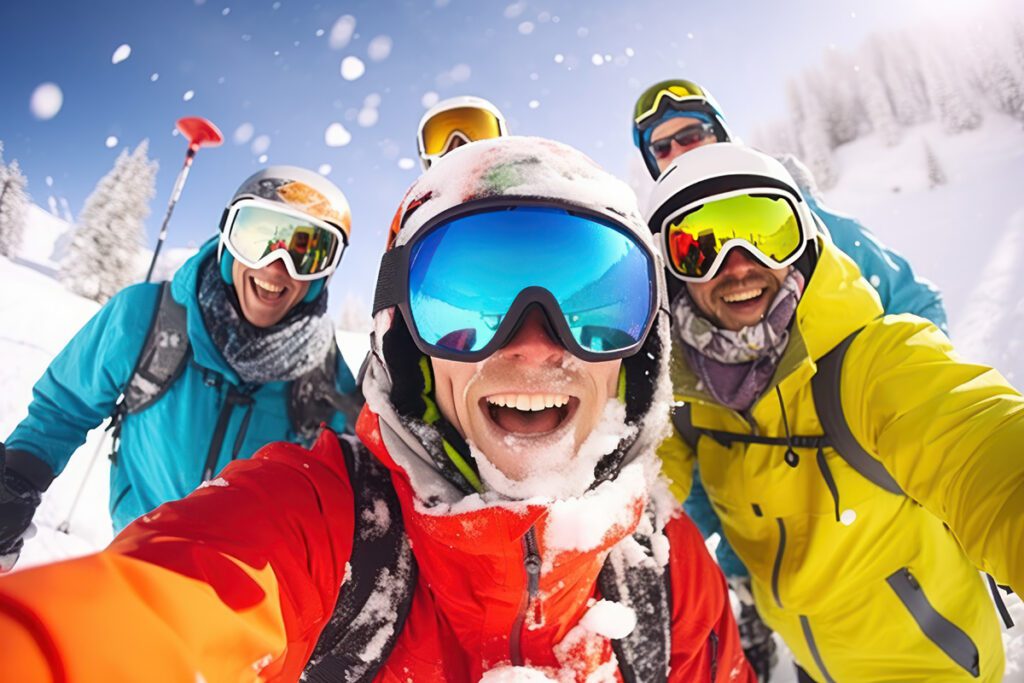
[364,136,674,505]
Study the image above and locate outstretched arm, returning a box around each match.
[846,315,1024,590]
[0,429,355,682]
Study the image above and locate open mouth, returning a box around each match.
[481,393,579,436]
[249,275,289,303]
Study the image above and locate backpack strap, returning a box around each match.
[123,282,191,415]
[811,328,905,495]
[303,434,416,681]
[670,402,701,451]
[598,506,671,683]
[289,343,364,440]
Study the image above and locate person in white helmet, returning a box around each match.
[416,95,509,169]
[649,142,1022,682]
[0,166,359,571]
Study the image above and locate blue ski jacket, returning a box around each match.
[5,240,356,530]
[685,197,948,578]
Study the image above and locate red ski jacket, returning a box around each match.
[0,408,752,682]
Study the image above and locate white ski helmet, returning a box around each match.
[416,95,509,170]
[644,143,820,291]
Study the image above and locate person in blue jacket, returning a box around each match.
[0,166,358,568]
[632,79,949,681]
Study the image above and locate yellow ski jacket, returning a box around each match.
[660,238,1024,681]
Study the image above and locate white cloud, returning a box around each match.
[29,82,63,120]
[367,35,392,61]
[329,14,356,49]
[111,44,132,65]
[340,56,365,81]
[324,122,352,147]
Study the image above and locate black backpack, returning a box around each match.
[110,282,363,479]
[671,327,1014,628]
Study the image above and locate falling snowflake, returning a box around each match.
[111,44,132,64]
[421,91,439,108]
[324,122,352,147]
[529,99,540,109]
[518,21,534,34]
[358,107,379,127]
[340,56,365,81]
[329,14,356,49]
[251,135,271,155]
[318,163,332,175]
[29,83,63,120]
[183,90,195,101]
[233,122,254,145]
[398,158,415,170]
[105,136,119,148]
[150,72,159,82]
[367,35,392,61]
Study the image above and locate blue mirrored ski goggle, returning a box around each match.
[373,199,661,362]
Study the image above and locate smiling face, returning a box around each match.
[685,249,789,331]
[231,258,311,328]
[431,308,621,482]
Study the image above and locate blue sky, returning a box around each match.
[0,0,1015,315]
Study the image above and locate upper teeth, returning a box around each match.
[253,277,284,293]
[723,288,763,303]
[486,393,571,411]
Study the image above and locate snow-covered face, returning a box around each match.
[650,116,717,173]
[685,249,789,331]
[231,258,310,328]
[431,308,622,483]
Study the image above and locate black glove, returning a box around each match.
[0,444,42,572]
[729,576,778,682]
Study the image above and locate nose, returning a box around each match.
[261,258,290,277]
[496,307,565,366]
[716,247,760,279]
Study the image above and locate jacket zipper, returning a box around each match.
[510,527,542,666]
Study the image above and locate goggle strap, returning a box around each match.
[649,174,801,234]
[373,247,405,315]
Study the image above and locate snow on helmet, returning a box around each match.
[632,79,735,179]
[366,136,672,497]
[644,143,820,293]
[416,95,509,170]
[218,165,352,300]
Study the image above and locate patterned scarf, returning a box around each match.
[673,269,804,411]
[197,256,335,384]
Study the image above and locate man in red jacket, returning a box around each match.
[0,136,753,683]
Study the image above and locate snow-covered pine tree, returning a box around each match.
[920,45,983,133]
[61,140,158,303]
[860,58,902,146]
[336,292,372,333]
[794,83,838,189]
[0,142,30,258]
[976,41,1024,119]
[875,33,931,127]
[924,139,947,188]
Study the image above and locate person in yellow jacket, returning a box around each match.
[648,142,1023,682]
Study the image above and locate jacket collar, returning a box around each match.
[170,237,241,384]
[672,236,883,409]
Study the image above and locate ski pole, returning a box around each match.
[144,116,223,283]
[55,424,110,535]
